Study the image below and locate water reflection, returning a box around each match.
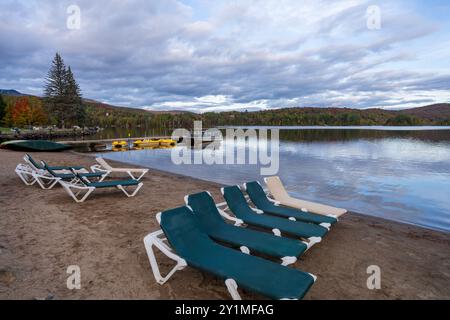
[100,128,450,232]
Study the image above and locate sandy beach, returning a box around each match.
[0,149,449,300]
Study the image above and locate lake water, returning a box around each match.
[99,127,450,233]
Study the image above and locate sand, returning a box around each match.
[0,149,449,299]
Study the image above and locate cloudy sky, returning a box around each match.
[1,0,450,112]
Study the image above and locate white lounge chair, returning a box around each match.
[91,157,148,181]
[21,154,91,189]
[264,176,347,217]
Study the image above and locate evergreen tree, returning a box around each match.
[43,53,85,127]
[65,66,86,124]
[44,53,66,97]
[44,53,68,127]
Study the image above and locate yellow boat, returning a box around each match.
[133,139,161,147]
[112,140,128,148]
[159,139,176,147]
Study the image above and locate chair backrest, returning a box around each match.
[41,161,58,177]
[160,206,215,259]
[222,185,255,219]
[185,192,227,230]
[96,157,113,170]
[264,176,290,200]
[245,181,272,208]
[25,154,43,170]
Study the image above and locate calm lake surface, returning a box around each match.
[100,127,450,233]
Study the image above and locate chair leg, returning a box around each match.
[281,256,297,266]
[15,169,36,186]
[117,182,143,197]
[143,231,187,285]
[34,175,59,190]
[225,279,242,300]
[127,170,147,181]
[60,182,95,203]
[302,236,322,251]
[319,222,331,230]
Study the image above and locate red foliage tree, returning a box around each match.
[11,97,31,127]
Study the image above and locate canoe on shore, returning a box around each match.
[0,140,72,152]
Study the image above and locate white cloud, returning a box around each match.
[0,0,449,111]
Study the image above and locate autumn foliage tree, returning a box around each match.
[4,96,47,127]
[0,94,6,124]
[11,97,31,126]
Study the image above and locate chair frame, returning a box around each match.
[57,178,143,203]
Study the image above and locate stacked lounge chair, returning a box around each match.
[15,154,145,202]
[143,179,347,300]
[184,191,311,265]
[221,185,326,242]
[16,154,90,189]
[143,206,317,300]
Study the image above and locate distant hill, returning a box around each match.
[1,89,449,127]
[83,98,193,115]
[0,89,25,96]
[398,103,450,121]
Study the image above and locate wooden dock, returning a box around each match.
[59,135,219,150]
[58,136,172,145]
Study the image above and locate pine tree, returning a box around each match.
[44,53,66,97]
[44,53,68,127]
[43,53,86,127]
[65,66,86,124]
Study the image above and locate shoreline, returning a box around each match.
[1,149,449,299]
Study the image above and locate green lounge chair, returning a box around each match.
[222,185,328,240]
[56,169,143,203]
[22,154,98,189]
[184,191,310,265]
[244,181,338,226]
[42,161,106,181]
[143,206,317,300]
[25,153,85,171]
[29,161,107,190]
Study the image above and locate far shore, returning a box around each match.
[0,149,449,299]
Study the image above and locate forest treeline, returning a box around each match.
[1,94,449,129]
